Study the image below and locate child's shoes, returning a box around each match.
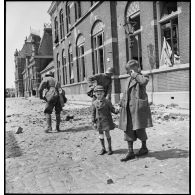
[99,148,107,155]
[136,147,148,156]
[120,152,135,162]
[108,148,113,155]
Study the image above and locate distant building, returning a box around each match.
[48,1,189,108]
[14,24,53,97]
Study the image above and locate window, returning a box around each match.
[57,53,61,82]
[66,2,71,33]
[76,35,85,82]
[59,9,65,39]
[125,1,143,69]
[92,21,105,74]
[68,45,74,84]
[159,2,179,65]
[62,49,67,85]
[75,1,81,21]
[54,17,59,44]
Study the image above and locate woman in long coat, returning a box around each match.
[119,60,153,162]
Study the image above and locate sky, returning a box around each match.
[6,1,52,88]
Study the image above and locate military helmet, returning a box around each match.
[105,67,114,74]
[94,85,105,92]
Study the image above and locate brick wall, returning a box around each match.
[178,2,190,64]
[48,1,190,103]
[52,2,113,87]
[115,1,129,76]
[140,1,156,71]
[146,69,189,92]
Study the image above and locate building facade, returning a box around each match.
[15,24,53,97]
[14,49,26,97]
[48,1,190,108]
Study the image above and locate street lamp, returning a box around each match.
[123,19,136,48]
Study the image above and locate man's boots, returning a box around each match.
[45,113,52,133]
[99,139,107,155]
[55,114,61,132]
[120,141,135,162]
[107,137,113,155]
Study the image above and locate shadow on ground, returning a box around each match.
[6,131,22,158]
[113,148,189,160]
[58,125,93,133]
[147,149,189,160]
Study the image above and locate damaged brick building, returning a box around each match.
[47,1,189,107]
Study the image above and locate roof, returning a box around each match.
[19,33,41,57]
[40,61,54,74]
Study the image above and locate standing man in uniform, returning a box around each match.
[87,67,114,102]
[38,71,62,133]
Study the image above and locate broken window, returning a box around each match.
[126,1,142,69]
[159,2,180,66]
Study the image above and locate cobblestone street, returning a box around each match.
[5,97,189,193]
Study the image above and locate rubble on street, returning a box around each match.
[6,97,189,193]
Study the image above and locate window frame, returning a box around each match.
[68,45,74,84]
[66,2,71,33]
[62,49,67,85]
[125,2,143,69]
[59,9,65,39]
[56,53,61,82]
[92,31,105,74]
[76,41,85,82]
[54,16,59,44]
[74,1,81,22]
[158,1,179,65]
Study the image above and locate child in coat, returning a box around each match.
[118,60,153,162]
[92,85,119,155]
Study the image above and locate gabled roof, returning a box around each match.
[19,33,41,57]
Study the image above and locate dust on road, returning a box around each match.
[5,97,189,193]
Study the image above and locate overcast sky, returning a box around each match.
[6,1,52,88]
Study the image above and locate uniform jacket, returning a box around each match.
[118,72,153,131]
[38,76,61,103]
[92,98,118,131]
[87,74,112,100]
